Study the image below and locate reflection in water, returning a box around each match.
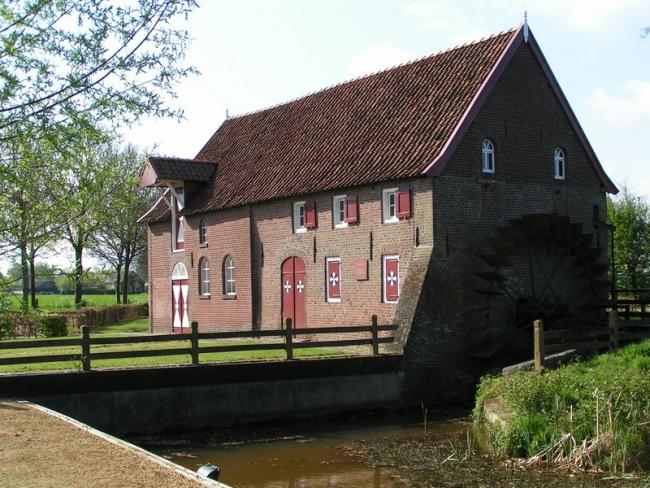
[138,412,468,488]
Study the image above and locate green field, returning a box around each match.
[0,318,344,373]
[7,293,148,311]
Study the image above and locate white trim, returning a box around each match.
[171,262,188,280]
[326,257,342,303]
[224,255,236,295]
[482,139,495,173]
[200,258,210,296]
[293,201,307,233]
[554,147,565,180]
[382,188,399,224]
[382,255,400,304]
[332,195,348,229]
[136,189,170,224]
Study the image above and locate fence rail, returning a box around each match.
[532,305,650,372]
[0,316,398,371]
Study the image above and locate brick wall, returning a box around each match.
[402,43,610,401]
[148,178,433,332]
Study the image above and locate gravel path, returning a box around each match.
[0,400,213,488]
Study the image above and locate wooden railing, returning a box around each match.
[532,308,650,372]
[0,316,398,372]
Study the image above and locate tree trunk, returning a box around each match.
[74,244,83,306]
[122,253,131,305]
[20,243,29,313]
[29,250,37,309]
[115,263,122,304]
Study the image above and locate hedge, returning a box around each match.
[0,303,148,338]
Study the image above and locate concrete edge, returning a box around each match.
[22,400,231,488]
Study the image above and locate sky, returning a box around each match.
[3,0,649,274]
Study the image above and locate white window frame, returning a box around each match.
[199,258,210,296]
[172,186,185,253]
[332,195,348,229]
[199,219,208,245]
[326,257,342,303]
[482,139,495,174]
[382,255,400,304]
[293,201,307,233]
[224,256,236,295]
[382,188,399,224]
[554,147,565,180]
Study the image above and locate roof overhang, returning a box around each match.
[138,156,217,188]
[421,25,618,195]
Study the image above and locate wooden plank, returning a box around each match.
[377,337,395,344]
[90,334,188,345]
[377,324,399,331]
[293,339,373,349]
[0,354,80,365]
[618,331,650,340]
[198,330,283,340]
[90,348,191,360]
[292,325,372,335]
[199,343,285,354]
[545,331,609,341]
[0,338,81,350]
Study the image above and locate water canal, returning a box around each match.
[132,410,469,487]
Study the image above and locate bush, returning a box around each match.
[0,313,13,339]
[37,314,67,337]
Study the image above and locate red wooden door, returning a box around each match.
[281,256,306,329]
[172,279,189,332]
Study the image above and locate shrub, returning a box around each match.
[0,313,14,339]
[37,314,67,337]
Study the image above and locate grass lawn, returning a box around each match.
[0,317,345,374]
[7,293,148,312]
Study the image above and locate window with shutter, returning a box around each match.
[396,188,411,219]
[344,196,358,224]
[293,202,306,233]
[383,255,399,303]
[304,202,317,229]
[332,195,347,228]
[382,188,398,223]
[326,257,341,302]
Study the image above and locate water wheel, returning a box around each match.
[467,213,608,360]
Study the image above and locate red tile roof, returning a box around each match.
[140,26,615,223]
[142,156,217,184]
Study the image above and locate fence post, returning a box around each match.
[371,315,379,356]
[608,309,619,351]
[534,319,544,373]
[191,321,199,365]
[81,324,90,372]
[285,318,293,360]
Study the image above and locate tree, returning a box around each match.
[607,187,650,291]
[91,143,154,304]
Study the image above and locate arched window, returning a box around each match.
[482,139,495,173]
[554,147,565,180]
[199,219,207,245]
[223,255,235,295]
[171,262,188,280]
[199,258,210,296]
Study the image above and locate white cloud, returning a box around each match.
[347,43,415,78]
[588,80,650,125]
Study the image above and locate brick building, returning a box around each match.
[139,25,617,397]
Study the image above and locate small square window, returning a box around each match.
[382,188,398,224]
[333,195,348,229]
[293,201,306,233]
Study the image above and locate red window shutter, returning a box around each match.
[304,202,317,229]
[396,188,411,219]
[384,257,399,302]
[344,196,358,224]
[327,259,341,300]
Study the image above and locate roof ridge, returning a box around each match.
[226,27,519,121]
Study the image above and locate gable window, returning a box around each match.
[199,219,208,245]
[326,257,341,303]
[382,255,400,303]
[199,258,210,296]
[382,188,411,223]
[554,147,565,180]
[223,255,236,295]
[482,139,495,173]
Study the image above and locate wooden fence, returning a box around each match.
[0,316,398,372]
[533,306,650,372]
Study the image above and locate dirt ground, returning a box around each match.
[0,401,211,488]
